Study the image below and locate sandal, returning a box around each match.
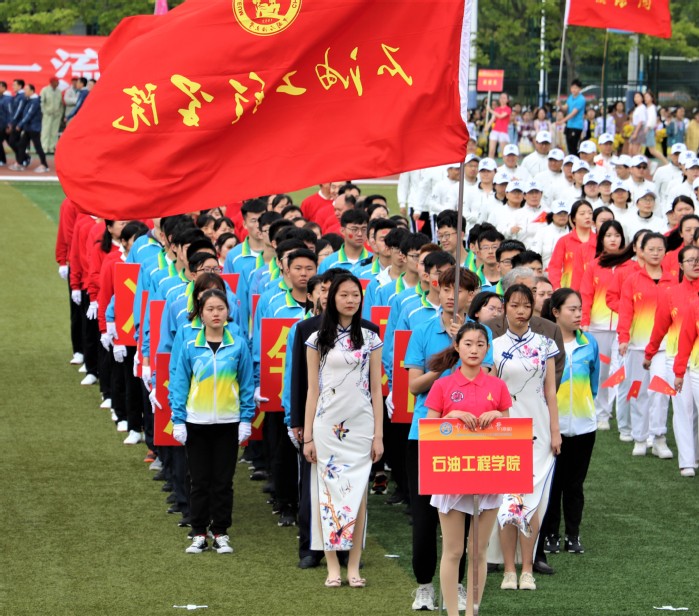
[348,577,366,588]
[324,577,342,588]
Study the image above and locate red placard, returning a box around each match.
[150,300,165,366]
[392,330,415,424]
[371,306,391,397]
[418,418,533,495]
[251,294,261,321]
[477,69,504,92]
[260,318,299,412]
[221,273,240,294]
[360,278,370,293]
[154,353,181,447]
[250,408,265,441]
[114,263,140,347]
[135,290,148,376]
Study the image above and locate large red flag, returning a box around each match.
[56,0,472,219]
[566,0,671,39]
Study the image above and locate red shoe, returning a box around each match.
[143,450,156,463]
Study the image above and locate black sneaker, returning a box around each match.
[543,534,560,554]
[565,535,584,554]
[161,482,173,492]
[270,500,282,515]
[153,470,166,481]
[178,516,192,528]
[166,493,177,504]
[370,474,388,495]
[385,491,407,505]
[278,512,296,527]
[250,469,268,481]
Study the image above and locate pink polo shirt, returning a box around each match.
[425,369,512,417]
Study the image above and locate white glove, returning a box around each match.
[133,352,140,377]
[386,390,395,420]
[173,423,187,444]
[141,364,152,392]
[58,265,69,280]
[100,332,113,350]
[288,427,300,450]
[86,301,98,320]
[113,344,127,363]
[71,290,82,305]
[254,387,269,406]
[107,322,118,340]
[238,421,252,444]
[149,388,162,410]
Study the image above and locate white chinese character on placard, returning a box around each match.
[50,48,101,81]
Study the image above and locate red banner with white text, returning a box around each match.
[56,0,471,219]
[566,0,671,38]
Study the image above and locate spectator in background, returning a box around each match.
[666,107,687,149]
[10,84,50,173]
[486,92,512,159]
[558,79,586,155]
[8,78,27,165]
[63,77,79,121]
[613,100,627,138]
[687,109,699,154]
[66,77,89,123]
[0,80,12,166]
[40,77,64,155]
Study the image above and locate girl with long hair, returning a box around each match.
[547,200,596,289]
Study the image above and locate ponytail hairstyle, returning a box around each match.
[595,220,626,258]
[100,219,115,253]
[187,273,226,321]
[316,274,364,362]
[427,321,490,374]
[598,229,648,269]
[677,245,699,282]
[541,288,581,323]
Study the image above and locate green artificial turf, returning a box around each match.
[2,181,699,616]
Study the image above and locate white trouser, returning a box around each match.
[613,338,632,435]
[625,349,669,443]
[591,330,616,421]
[679,368,699,469]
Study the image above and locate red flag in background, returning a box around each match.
[566,0,671,39]
[601,365,625,388]
[626,380,642,401]
[56,0,472,219]
[648,375,677,396]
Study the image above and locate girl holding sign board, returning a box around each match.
[426,322,512,616]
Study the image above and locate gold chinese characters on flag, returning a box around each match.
[56,0,472,219]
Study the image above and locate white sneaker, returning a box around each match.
[646,436,654,448]
[500,572,518,590]
[78,364,87,373]
[519,572,536,591]
[149,458,163,471]
[457,583,467,610]
[110,409,118,422]
[80,374,98,386]
[212,534,234,554]
[680,468,696,477]
[123,430,143,444]
[651,437,673,459]
[70,352,84,365]
[100,398,112,409]
[632,441,647,456]
[597,419,610,431]
[411,583,435,610]
[185,535,208,554]
[619,432,634,442]
[34,165,50,173]
[116,420,128,432]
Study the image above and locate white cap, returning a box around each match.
[563,154,579,166]
[599,172,614,185]
[671,143,687,155]
[598,133,614,145]
[535,131,552,143]
[503,144,520,157]
[506,180,524,192]
[693,177,699,191]
[548,148,565,161]
[525,180,543,193]
[635,187,657,202]
[631,154,649,167]
[582,172,598,185]
[446,162,461,168]
[478,157,498,172]
[572,160,591,174]
[611,179,631,193]
[678,151,694,166]
[578,140,597,154]
[493,171,512,184]
[551,200,570,214]
[465,153,480,164]
[687,156,699,169]
[612,154,632,167]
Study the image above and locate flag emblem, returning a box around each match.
[234,0,302,37]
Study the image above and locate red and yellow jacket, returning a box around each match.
[645,277,699,360]
[547,229,597,290]
[581,257,619,330]
[617,267,675,350]
[673,300,699,377]
[604,260,640,314]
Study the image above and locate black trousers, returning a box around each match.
[124,347,144,432]
[16,130,47,166]
[68,278,82,354]
[98,345,111,400]
[185,422,239,536]
[8,128,22,160]
[387,421,410,500]
[297,452,324,561]
[406,440,469,584]
[541,431,596,538]
[565,127,583,156]
[140,380,154,450]
[80,290,100,377]
[272,419,299,512]
[0,130,9,164]
[110,353,127,423]
[169,446,190,513]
